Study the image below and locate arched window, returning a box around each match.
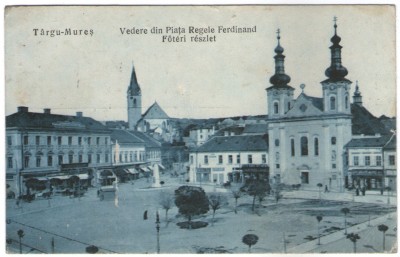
[345,95,349,109]
[290,138,295,157]
[301,136,308,156]
[330,96,336,110]
[314,138,319,156]
[133,98,137,106]
[274,102,279,114]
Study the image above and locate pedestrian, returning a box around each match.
[143,210,148,220]
[324,185,329,193]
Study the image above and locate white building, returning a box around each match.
[189,134,269,184]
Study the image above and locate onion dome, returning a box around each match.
[324,17,349,81]
[269,29,291,86]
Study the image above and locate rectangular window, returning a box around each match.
[331,137,336,145]
[24,156,30,168]
[69,154,73,164]
[228,155,233,164]
[301,136,308,156]
[262,154,267,164]
[236,155,241,164]
[78,137,82,145]
[105,137,108,145]
[276,164,280,169]
[24,135,29,145]
[105,154,109,163]
[97,154,101,163]
[291,138,295,157]
[204,155,208,164]
[124,154,128,163]
[218,155,223,164]
[88,154,92,164]
[47,156,53,166]
[354,156,359,166]
[58,136,62,145]
[376,156,382,166]
[35,136,40,145]
[7,157,13,169]
[248,154,253,164]
[47,136,52,146]
[389,155,395,165]
[36,156,41,167]
[68,136,72,146]
[58,155,63,164]
[365,156,370,166]
[96,137,100,145]
[7,136,12,146]
[79,155,83,163]
[332,163,336,169]
[87,137,91,145]
[190,155,194,164]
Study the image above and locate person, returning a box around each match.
[324,185,329,193]
[143,210,148,220]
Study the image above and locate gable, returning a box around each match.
[286,94,324,118]
[142,102,169,119]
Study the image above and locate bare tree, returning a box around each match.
[159,191,174,223]
[208,193,227,226]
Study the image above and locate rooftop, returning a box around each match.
[193,134,268,153]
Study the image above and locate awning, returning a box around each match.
[127,168,139,174]
[49,175,70,180]
[147,166,154,171]
[77,174,89,180]
[158,164,165,170]
[140,167,150,172]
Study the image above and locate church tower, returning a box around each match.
[127,64,142,130]
[266,29,294,118]
[321,18,352,114]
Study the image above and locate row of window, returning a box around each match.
[288,136,336,157]
[7,153,110,169]
[7,135,109,146]
[114,152,146,163]
[190,154,267,165]
[353,155,395,166]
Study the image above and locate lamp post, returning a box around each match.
[156,211,160,254]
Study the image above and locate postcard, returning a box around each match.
[5,5,397,254]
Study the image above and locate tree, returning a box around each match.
[17,229,24,254]
[341,207,350,235]
[231,187,241,214]
[316,215,323,245]
[242,179,270,212]
[378,224,389,252]
[346,233,360,253]
[174,186,209,229]
[317,183,323,202]
[208,193,227,226]
[242,234,259,253]
[159,191,174,223]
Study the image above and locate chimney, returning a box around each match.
[76,112,83,117]
[44,108,51,114]
[17,106,29,113]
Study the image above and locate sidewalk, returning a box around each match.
[287,212,397,253]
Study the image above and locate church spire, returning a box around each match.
[353,80,363,106]
[324,17,349,82]
[269,29,291,87]
[128,64,141,96]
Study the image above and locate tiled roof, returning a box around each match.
[346,135,393,148]
[383,135,396,150]
[128,130,162,148]
[110,129,145,145]
[242,124,268,134]
[214,126,245,136]
[351,104,390,135]
[194,134,268,153]
[6,110,109,132]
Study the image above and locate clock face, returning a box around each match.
[329,85,336,90]
[300,104,307,112]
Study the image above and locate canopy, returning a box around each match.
[127,168,139,174]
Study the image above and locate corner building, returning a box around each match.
[267,23,353,190]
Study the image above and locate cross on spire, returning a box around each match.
[333,16,338,33]
[276,28,281,41]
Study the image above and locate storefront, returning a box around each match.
[348,170,384,190]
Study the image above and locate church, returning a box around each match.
[266,20,391,191]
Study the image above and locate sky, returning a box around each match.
[5,5,396,121]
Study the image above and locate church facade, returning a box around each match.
[267,22,379,191]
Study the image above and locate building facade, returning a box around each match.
[189,134,269,184]
[6,107,112,194]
